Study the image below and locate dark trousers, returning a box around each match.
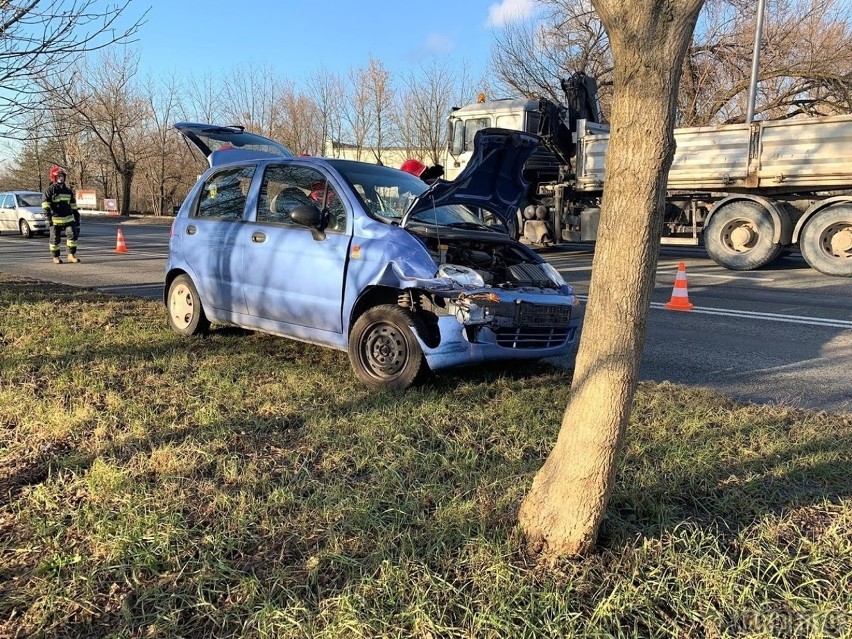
[49,223,80,257]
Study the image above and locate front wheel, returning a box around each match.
[166,274,210,336]
[19,219,32,239]
[704,201,782,271]
[348,305,428,391]
[799,205,852,277]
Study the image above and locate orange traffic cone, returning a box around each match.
[115,228,128,253]
[664,262,694,311]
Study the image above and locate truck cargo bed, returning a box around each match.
[575,114,852,193]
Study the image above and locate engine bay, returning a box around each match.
[419,234,557,289]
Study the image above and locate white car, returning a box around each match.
[0,191,49,238]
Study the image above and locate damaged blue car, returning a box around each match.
[165,123,583,390]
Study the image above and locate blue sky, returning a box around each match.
[131,0,539,83]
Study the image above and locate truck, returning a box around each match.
[444,74,852,277]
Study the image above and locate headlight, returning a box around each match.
[437,264,485,287]
[540,262,568,287]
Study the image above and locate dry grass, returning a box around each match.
[0,273,850,638]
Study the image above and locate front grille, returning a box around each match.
[495,327,572,349]
[516,302,572,327]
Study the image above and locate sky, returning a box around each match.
[129,0,540,84]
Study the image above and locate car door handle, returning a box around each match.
[186,225,197,235]
[251,231,266,243]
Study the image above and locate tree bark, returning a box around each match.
[120,163,134,217]
[519,0,705,558]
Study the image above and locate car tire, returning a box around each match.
[348,305,428,390]
[704,201,782,271]
[166,274,210,336]
[19,219,32,239]
[799,204,852,277]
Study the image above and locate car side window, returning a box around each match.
[258,165,346,232]
[195,166,255,220]
[0,195,9,208]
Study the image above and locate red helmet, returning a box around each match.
[400,159,426,177]
[49,165,67,182]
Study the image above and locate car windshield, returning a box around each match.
[17,193,41,207]
[327,160,491,229]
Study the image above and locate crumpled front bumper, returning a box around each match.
[415,289,584,371]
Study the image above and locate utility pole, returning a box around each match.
[746,0,767,124]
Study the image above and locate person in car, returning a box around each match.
[41,166,81,264]
[309,180,345,231]
[400,158,444,184]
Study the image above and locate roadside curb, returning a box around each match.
[80,213,174,226]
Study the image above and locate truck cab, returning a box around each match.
[445,98,562,182]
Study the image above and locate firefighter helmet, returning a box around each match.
[49,165,67,183]
[400,159,426,178]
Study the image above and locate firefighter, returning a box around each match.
[42,166,80,264]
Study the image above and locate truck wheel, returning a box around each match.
[19,219,32,239]
[704,201,782,270]
[348,305,428,391]
[799,205,852,277]
[166,274,210,336]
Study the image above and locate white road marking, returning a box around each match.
[576,295,852,329]
[655,266,775,282]
[81,250,169,258]
[547,255,777,281]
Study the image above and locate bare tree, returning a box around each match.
[342,63,375,161]
[43,50,147,215]
[0,0,146,133]
[684,0,852,124]
[182,73,225,124]
[277,86,323,155]
[140,72,194,216]
[363,56,393,164]
[396,59,480,166]
[305,67,345,157]
[491,0,613,110]
[493,0,852,124]
[518,0,705,558]
[221,65,284,137]
[0,110,62,190]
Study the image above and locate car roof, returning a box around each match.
[204,155,397,173]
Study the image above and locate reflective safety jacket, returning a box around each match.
[42,183,78,225]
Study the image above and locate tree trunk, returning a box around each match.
[519,0,705,558]
[119,168,133,215]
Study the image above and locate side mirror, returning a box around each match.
[291,204,323,228]
[290,204,326,241]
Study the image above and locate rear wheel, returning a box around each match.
[704,201,782,271]
[166,274,210,336]
[19,219,32,239]
[799,205,852,277]
[348,305,428,391]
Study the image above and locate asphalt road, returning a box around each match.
[2,215,850,414]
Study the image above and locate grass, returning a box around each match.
[0,272,850,638]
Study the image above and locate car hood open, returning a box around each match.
[402,128,539,231]
[174,122,293,167]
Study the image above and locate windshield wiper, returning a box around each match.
[445,222,500,232]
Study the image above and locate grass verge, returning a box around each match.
[0,273,850,638]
